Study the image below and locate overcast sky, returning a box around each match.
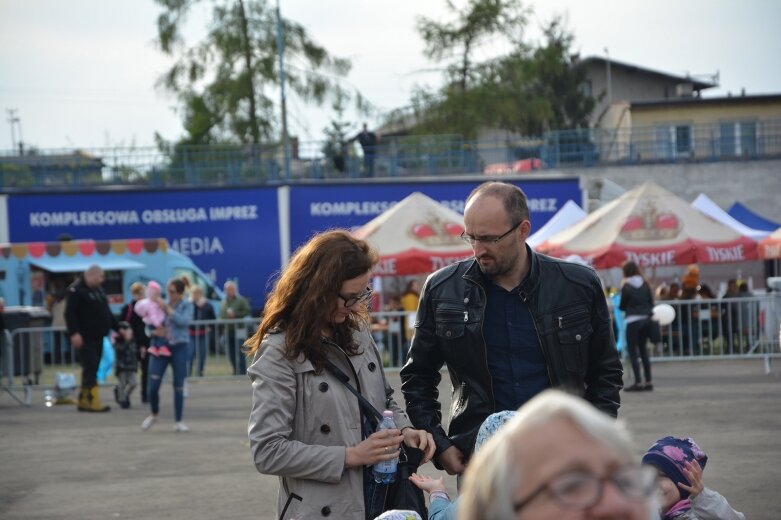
[1,0,779,151]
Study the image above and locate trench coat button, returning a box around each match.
[368,362,376,372]
[575,334,582,341]
[446,331,452,338]
[463,297,469,304]
[319,382,329,392]
[320,424,331,434]
[321,506,331,516]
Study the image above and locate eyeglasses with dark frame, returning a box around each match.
[338,286,373,308]
[460,220,523,246]
[512,465,657,513]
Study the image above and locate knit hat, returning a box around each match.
[642,436,708,499]
[146,280,162,298]
[374,511,422,520]
[474,410,517,453]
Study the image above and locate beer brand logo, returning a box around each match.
[409,216,464,246]
[620,202,681,241]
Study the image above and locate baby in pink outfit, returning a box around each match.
[134,281,170,357]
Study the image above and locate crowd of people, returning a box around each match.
[55,180,751,518]
[244,182,746,519]
[61,265,255,431]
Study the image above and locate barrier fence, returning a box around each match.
[1,298,779,404]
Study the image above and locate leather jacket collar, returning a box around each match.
[462,244,541,296]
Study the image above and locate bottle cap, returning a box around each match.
[382,410,394,417]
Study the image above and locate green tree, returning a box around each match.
[155,0,352,146]
[407,3,594,138]
[321,88,352,175]
[417,0,529,94]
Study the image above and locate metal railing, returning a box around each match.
[2,298,778,399]
[631,295,781,365]
[3,119,779,189]
[544,119,781,168]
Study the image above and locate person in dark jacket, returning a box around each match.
[120,282,150,403]
[65,264,118,412]
[400,182,623,477]
[113,321,138,409]
[619,260,658,392]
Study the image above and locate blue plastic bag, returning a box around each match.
[97,336,115,384]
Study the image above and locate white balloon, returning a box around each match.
[652,303,676,326]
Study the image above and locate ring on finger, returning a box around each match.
[384,446,390,453]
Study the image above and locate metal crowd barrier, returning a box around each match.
[2,318,259,390]
[3,296,779,393]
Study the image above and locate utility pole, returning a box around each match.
[276,0,291,180]
[604,48,612,107]
[6,108,21,153]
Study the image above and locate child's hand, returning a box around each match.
[679,459,704,499]
[409,472,446,494]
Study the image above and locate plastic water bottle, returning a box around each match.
[372,410,399,484]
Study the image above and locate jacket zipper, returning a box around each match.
[465,276,495,409]
[520,290,555,386]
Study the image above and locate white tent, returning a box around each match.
[352,192,473,276]
[528,200,587,249]
[691,193,770,241]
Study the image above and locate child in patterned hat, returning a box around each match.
[642,436,744,520]
[407,411,517,520]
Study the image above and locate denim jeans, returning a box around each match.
[147,341,187,421]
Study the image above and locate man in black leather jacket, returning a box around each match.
[400,182,623,475]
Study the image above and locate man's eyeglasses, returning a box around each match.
[339,286,373,308]
[512,465,657,513]
[460,221,522,246]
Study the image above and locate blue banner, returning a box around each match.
[8,188,280,310]
[289,178,581,250]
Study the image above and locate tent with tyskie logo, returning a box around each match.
[352,192,473,276]
[536,182,759,269]
[759,227,781,259]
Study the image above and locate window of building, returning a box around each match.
[654,124,693,159]
[720,120,758,157]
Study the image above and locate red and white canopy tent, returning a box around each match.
[537,182,759,269]
[759,227,781,259]
[352,191,473,276]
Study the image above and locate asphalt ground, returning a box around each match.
[1,359,779,519]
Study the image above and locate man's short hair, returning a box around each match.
[466,182,530,224]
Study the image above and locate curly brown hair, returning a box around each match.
[245,230,378,371]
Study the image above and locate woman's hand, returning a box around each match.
[402,427,436,464]
[409,473,446,494]
[152,325,166,338]
[345,428,404,469]
[679,459,705,500]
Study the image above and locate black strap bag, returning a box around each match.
[325,361,428,519]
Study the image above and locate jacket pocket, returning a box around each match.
[553,304,592,374]
[434,301,467,340]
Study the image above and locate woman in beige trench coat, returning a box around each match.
[246,230,435,520]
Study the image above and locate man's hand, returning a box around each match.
[70,333,83,349]
[401,427,436,464]
[438,445,466,475]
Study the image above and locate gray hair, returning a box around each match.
[458,390,637,520]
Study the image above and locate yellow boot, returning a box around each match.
[77,387,91,411]
[79,386,110,412]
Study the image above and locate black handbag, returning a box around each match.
[324,361,428,519]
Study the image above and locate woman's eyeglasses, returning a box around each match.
[339,286,373,307]
[513,465,657,513]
